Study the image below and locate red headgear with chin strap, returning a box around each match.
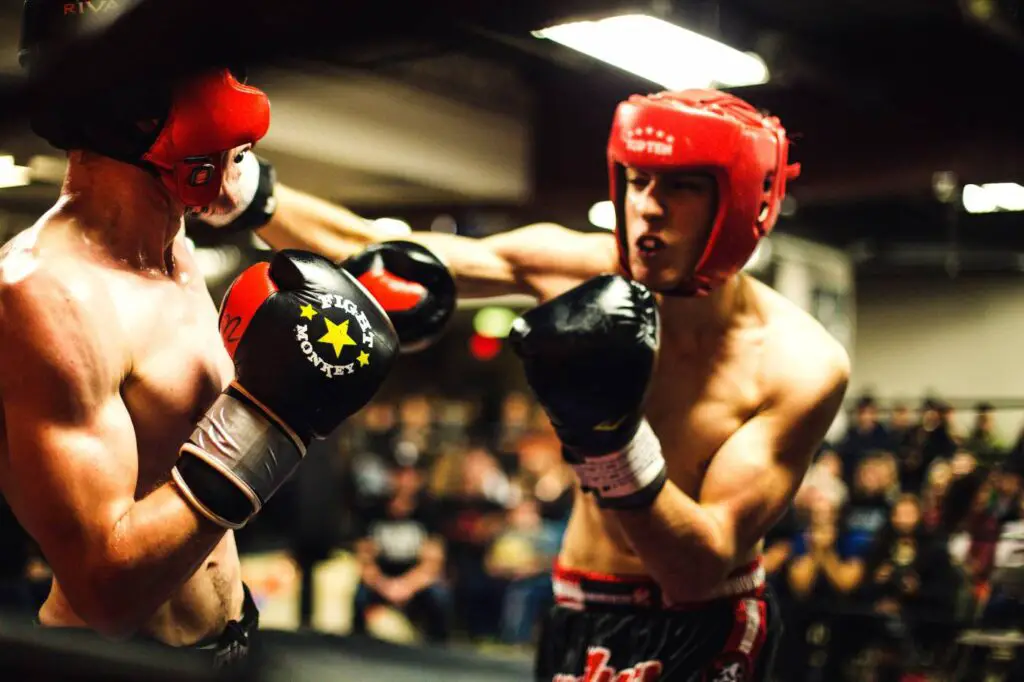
[607,89,800,295]
[18,0,271,210]
[142,69,271,209]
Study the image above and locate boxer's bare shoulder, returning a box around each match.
[408,222,618,300]
[0,220,240,642]
[748,275,850,401]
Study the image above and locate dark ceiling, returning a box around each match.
[1,0,1022,272]
[333,0,1024,270]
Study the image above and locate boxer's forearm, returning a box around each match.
[75,483,226,637]
[613,482,733,603]
[254,184,379,259]
[254,185,525,299]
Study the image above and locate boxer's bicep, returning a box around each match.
[0,275,138,584]
[5,392,139,574]
[699,361,848,564]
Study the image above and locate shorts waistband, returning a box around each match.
[552,558,765,611]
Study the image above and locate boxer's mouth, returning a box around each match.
[636,235,666,255]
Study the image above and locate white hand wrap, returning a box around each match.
[198,151,262,227]
[572,419,666,507]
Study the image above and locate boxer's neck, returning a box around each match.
[60,151,184,274]
[657,274,752,353]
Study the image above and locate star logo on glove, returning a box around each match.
[318,318,357,358]
[293,297,376,379]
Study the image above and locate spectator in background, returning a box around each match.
[799,447,849,510]
[860,495,961,681]
[433,444,512,641]
[353,462,450,643]
[513,432,575,534]
[984,453,1024,629]
[837,396,891,483]
[844,455,896,558]
[876,451,902,501]
[493,391,534,465]
[358,401,400,454]
[788,497,864,603]
[396,394,436,465]
[436,399,476,450]
[903,399,959,494]
[964,402,1004,469]
[863,494,959,621]
[485,493,562,646]
[887,403,914,450]
[782,496,864,682]
[920,460,953,533]
[344,403,401,518]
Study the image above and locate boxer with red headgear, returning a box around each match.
[0,0,398,664]
[219,88,847,679]
[607,89,801,295]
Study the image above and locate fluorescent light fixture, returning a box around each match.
[588,200,616,230]
[0,155,32,189]
[533,14,769,90]
[372,217,412,235]
[962,183,1024,214]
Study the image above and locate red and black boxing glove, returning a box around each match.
[172,250,399,529]
[341,241,456,353]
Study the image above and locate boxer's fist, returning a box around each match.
[510,275,665,508]
[341,241,456,353]
[173,250,399,528]
[224,250,399,437]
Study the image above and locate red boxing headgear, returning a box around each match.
[607,89,800,295]
[18,0,270,210]
[143,70,271,209]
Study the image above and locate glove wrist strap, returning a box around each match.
[572,419,666,508]
[173,391,303,529]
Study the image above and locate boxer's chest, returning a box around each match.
[112,255,234,496]
[643,331,766,498]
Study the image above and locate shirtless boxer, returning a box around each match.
[0,0,402,666]
[215,90,849,680]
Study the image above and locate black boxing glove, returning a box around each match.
[341,241,456,353]
[509,275,666,509]
[172,250,399,529]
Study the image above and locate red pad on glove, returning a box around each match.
[219,261,277,358]
[356,270,426,313]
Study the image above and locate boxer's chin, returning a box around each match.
[630,260,686,292]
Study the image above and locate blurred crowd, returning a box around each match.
[767,397,1024,681]
[337,392,573,647]
[1,391,1022,679]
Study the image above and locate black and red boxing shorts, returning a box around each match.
[534,559,780,682]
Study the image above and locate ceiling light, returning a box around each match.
[534,14,769,90]
[962,183,1024,214]
[588,200,616,230]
